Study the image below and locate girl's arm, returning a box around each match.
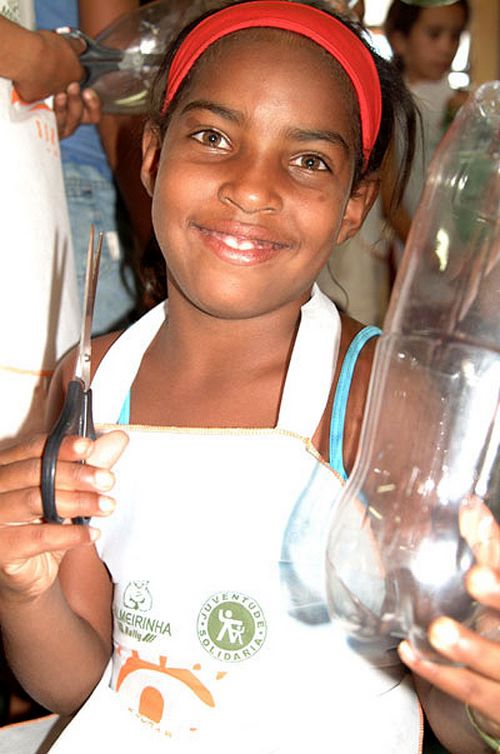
[0,430,127,714]
[0,346,128,714]
[77,0,139,37]
[0,16,84,101]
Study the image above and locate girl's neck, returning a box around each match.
[157,288,306,376]
[129,288,308,428]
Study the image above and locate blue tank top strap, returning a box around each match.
[329,325,381,480]
[117,390,131,425]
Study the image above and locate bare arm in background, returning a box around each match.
[0,15,84,101]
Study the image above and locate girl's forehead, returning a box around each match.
[414,3,467,30]
[178,28,357,114]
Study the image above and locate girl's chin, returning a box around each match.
[175,281,298,321]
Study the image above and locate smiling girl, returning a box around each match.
[0,2,498,753]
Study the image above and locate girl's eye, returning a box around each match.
[292,154,330,172]
[426,28,442,40]
[191,129,230,149]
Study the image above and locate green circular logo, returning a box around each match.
[197,592,267,662]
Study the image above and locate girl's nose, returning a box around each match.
[217,154,283,214]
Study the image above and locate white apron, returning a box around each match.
[0,0,79,445]
[50,286,423,753]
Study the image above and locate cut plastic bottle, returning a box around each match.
[325,81,500,662]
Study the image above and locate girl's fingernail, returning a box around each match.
[74,437,91,455]
[98,496,115,513]
[398,640,417,664]
[468,566,497,597]
[429,617,460,650]
[94,470,114,491]
[88,527,100,541]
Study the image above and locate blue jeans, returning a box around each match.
[62,162,136,335]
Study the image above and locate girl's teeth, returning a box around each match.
[222,235,256,251]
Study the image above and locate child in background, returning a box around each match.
[317,0,392,327]
[0,2,499,753]
[383,0,470,257]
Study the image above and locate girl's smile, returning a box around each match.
[191,220,295,266]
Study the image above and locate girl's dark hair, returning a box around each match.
[384,0,470,72]
[141,0,417,300]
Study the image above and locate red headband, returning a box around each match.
[161,1,382,166]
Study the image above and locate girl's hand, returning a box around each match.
[54,82,102,140]
[0,431,128,605]
[399,497,500,738]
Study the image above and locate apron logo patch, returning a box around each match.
[116,581,172,643]
[197,591,267,662]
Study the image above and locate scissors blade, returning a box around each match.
[74,226,103,388]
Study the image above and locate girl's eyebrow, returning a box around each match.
[179,100,349,154]
[180,99,243,124]
[287,127,350,155]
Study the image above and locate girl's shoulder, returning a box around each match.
[337,311,379,430]
[45,330,124,430]
[316,313,379,472]
[338,312,379,386]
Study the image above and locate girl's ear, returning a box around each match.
[336,177,380,245]
[141,124,162,198]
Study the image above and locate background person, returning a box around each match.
[382,0,470,263]
[0,2,93,448]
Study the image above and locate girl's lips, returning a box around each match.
[192,223,293,265]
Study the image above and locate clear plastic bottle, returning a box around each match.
[325,81,500,662]
[73,0,214,113]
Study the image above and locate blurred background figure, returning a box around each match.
[382,0,470,264]
[0,1,86,448]
[317,0,471,327]
[316,0,392,327]
[35,0,151,336]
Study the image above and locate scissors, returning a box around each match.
[41,226,103,525]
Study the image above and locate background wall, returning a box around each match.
[469,0,500,83]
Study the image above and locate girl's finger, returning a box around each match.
[0,431,127,474]
[0,522,100,565]
[0,453,114,496]
[466,566,500,611]
[0,434,92,476]
[399,639,500,728]
[459,497,500,568]
[427,617,500,681]
[0,434,48,465]
[81,87,101,125]
[0,487,115,525]
[85,430,129,468]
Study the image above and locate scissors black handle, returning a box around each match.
[41,379,96,525]
[56,28,125,87]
